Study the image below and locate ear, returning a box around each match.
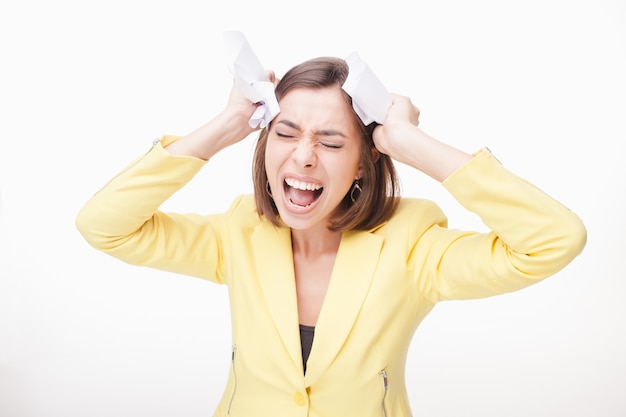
[371,147,380,163]
[355,147,380,180]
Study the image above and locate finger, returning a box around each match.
[267,70,282,88]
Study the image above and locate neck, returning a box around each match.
[291,226,342,258]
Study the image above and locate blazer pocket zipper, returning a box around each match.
[228,345,238,415]
[380,369,389,417]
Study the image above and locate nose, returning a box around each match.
[292,138,317,168]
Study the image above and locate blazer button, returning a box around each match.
[293,392,307,406]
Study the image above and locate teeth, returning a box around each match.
[285,178,323,191]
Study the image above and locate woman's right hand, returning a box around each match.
[165,70,278,160]
[221,70,278,142]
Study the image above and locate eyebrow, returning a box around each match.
[276,119,347,138]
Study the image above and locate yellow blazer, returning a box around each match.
[76,138,586,417]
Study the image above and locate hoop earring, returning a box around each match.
[350,180,362,203]
[266,181,273,198]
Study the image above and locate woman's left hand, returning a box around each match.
[372,94,421,164]
[373,93,472,181]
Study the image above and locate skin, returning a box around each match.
[165,71,472,325]
[265,88,362,239]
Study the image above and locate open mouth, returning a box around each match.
[284,178,323,207]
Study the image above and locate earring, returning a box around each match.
[266,181,273,198]
[350,180,362,203]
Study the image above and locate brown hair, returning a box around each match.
[252,57,400,231]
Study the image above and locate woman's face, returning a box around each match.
[265,86,363,232]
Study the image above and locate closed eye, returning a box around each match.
[321,142,343,149]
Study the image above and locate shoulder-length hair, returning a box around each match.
[252,56,400,232]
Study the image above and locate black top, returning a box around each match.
[299,324,315,373]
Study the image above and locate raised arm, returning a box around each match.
[74,74,275,279]
[376,94,586,299]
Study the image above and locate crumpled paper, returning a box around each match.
[223,31,280,128]
[341,52,392,125]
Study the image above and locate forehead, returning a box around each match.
[275,87,356,129]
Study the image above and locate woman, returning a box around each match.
[76,56,586,417]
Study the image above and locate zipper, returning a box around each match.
[380,369,389,417]
[227,345,238,415]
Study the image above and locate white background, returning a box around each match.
[1,0,625,416]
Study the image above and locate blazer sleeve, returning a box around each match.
[412,148,587,302]
[75,136,231,283]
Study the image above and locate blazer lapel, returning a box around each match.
[251,221,303,372]
[304,230,383,386]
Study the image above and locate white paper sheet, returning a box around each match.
[223,31,280,128]
[341,52,392,125]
